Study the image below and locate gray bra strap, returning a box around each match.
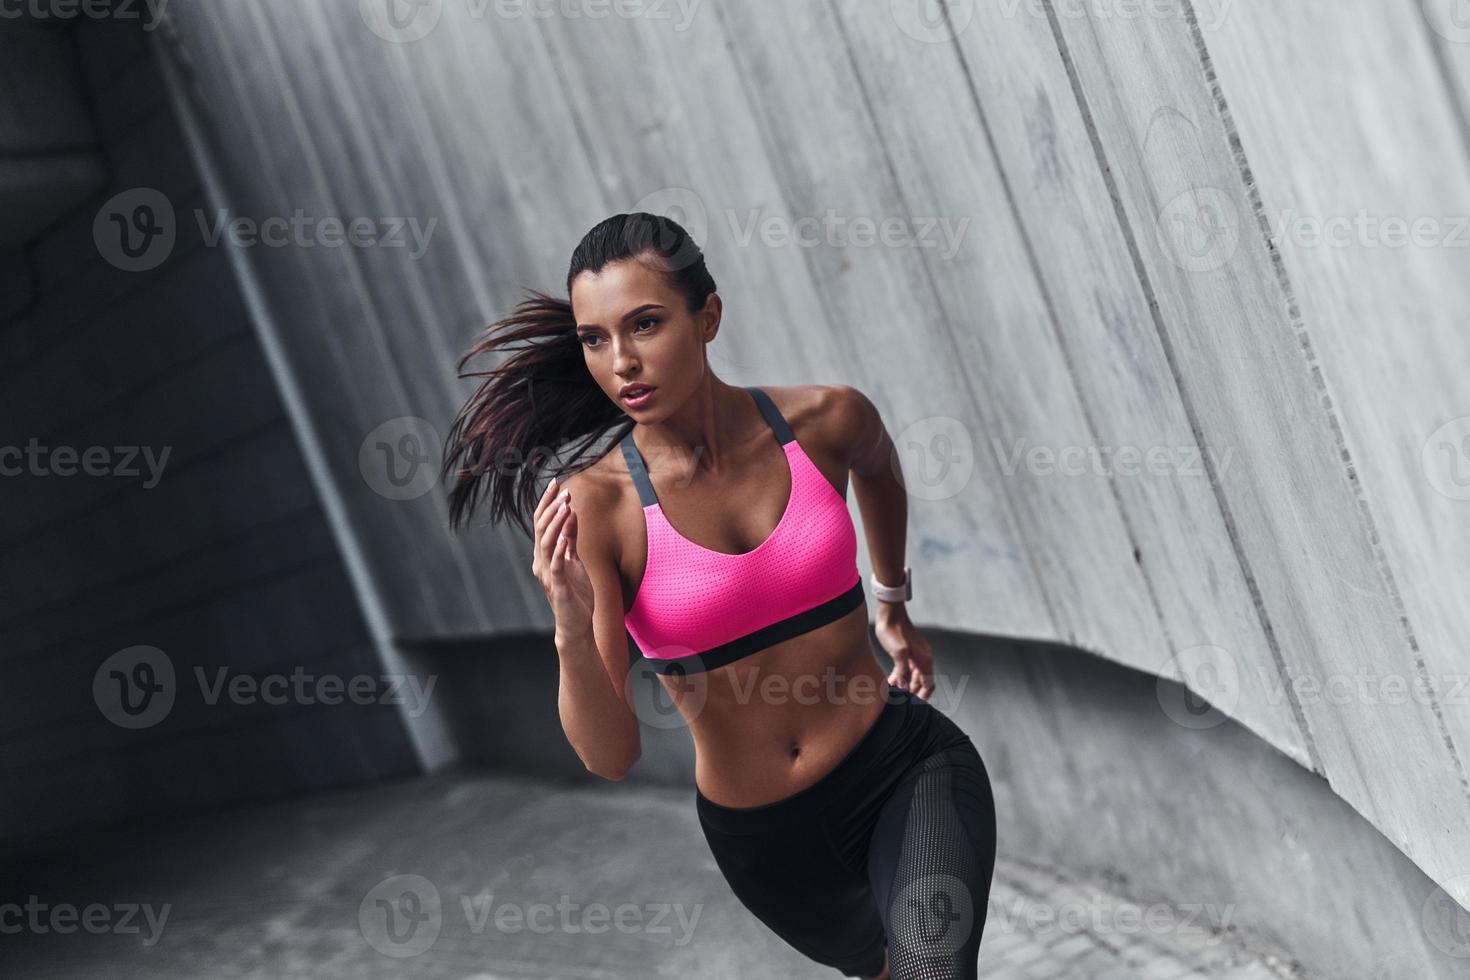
[619,430,659,508]
[744,386,795,445]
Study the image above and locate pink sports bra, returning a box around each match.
[620,386,866,675]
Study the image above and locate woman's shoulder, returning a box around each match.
[561,439,633,517]
[559,437,642,565]
[759,383,866,490]
[762,382,865,451]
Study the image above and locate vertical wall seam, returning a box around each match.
[1417,0,1470,173]
[152,23,449,770]
[238,2,494,634]
[365,28,547,622]
[1038,0,1324,773]
[1409,0,1470,807]
[938,1,1179,658]
[824,0,1062,638]
[1178,0,1469,804]
[706,1,859,387]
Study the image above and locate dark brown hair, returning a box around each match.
[441,212,718,536]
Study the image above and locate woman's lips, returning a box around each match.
[622,386,656,407]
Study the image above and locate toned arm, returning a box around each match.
[829,384,910,606]
[830,383,895,481]
[555,469,642,780]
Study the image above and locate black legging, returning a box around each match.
[696,685,998,978]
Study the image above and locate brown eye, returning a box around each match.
[635,317,658,331]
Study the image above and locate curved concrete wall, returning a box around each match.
[147,0,1469,917]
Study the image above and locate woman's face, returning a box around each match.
[571,256,718,418]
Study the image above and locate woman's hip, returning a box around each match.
[696,685,989,867]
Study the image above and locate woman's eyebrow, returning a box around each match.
[576,303,665,331]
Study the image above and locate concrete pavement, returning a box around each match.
[0,767,1317,979]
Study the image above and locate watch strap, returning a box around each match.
[870,565,911,602]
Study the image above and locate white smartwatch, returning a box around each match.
[870,565,911,603]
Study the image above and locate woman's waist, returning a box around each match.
[690,682,890,808]
[693,683,971,831]
[674,628,889,732]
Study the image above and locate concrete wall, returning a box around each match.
[142,0,1469,923]
[0,13,416,844]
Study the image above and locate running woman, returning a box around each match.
[443,212,997,979]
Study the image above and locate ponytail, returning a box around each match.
[441,288,629,536]
[442,212,717,536]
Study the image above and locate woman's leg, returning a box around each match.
[698,802,888,977]
[865,743,997,980]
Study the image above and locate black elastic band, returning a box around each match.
[634,578,866,675]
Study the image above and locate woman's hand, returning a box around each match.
[875,605,934,700]
[531,476,595,642]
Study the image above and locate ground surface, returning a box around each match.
[0,767,1314,979]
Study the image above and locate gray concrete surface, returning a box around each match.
[0,10,417,847]
[144,0,1470,915]
[4,3,1466,977]
[0,766,1313,980]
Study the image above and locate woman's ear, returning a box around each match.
[701,292,722,341]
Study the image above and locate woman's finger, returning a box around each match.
[533,477,559,530]
[550,500,578,568]
[550,518,566,574]
[538,498,571,569]
[914,665,932,699]
[563,508,578,562]
[537,499,561,562]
